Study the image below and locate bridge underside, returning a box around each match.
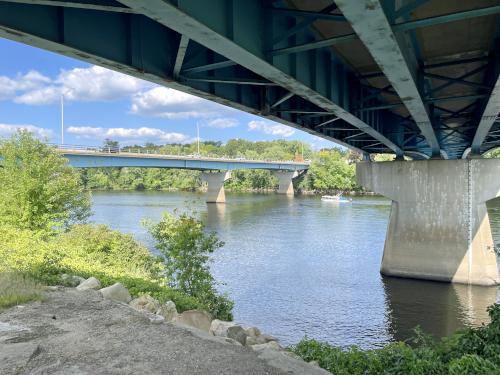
[0,0,498,159]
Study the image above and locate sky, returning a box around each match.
[0,37,337,150]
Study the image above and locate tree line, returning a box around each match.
[80,139,362,193]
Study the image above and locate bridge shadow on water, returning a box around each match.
[382,276,499,342]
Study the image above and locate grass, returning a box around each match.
[0,271,43,310]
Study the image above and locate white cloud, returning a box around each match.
[247,120,295,137]
[0,123,53,139]
[67,126,188,143]
[3,66,150,105]
[130,87,227,119]
[0,70,51,100]
[205,118,239,128]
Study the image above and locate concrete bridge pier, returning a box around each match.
[357,159,500,286]
[272,171,299,196]
[201,171,231,203]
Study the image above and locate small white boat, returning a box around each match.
[321,194,353,203]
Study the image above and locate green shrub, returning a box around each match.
[148,211,234,320]
[0,131,90,232]
[292,303,500,374]
[0,223,208,314]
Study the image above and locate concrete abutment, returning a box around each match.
[356,159,500,286]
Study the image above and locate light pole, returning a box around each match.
[196,122,200,155]
[60,93,64,145]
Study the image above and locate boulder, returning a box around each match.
[210,319,237,337]
[209,320,248,345]
[61,274,85,287]
[99,283,132,303]
[76,277,101,291]
[226,326,248,346]
[251,341,282,351]
[142,312,165,325]
[256,348,331,375]
[156,301,177,322]
[245,326,261,338]
[174,310,212,332]
[129,295,161,313]
[245,335,267,346]
[261,334,279,343]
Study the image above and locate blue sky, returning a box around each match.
[0,37,335,149]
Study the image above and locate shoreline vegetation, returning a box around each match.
[1,131,499,374]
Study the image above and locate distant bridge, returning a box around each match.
[56,145,309,202]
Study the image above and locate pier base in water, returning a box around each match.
[272,171,298,196]
[357,159,500,286]
[201,171,231,203]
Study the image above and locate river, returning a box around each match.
[90,191,500,349]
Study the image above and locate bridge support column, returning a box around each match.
[201,171,231,203]
[357,159,500,286]
[273,171,298,196]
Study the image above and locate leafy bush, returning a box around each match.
[0,131,90,232]
[292,303,500,374]
[148,211,234,320]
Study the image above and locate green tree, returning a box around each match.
[147,211,233,320]
[484,147,499,158]
[0,131,91,232]
[306,149,357,192]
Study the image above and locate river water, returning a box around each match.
[91,191,500,349]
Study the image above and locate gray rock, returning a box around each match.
[99,283,131,303]
[61,274,85,287]
[174,310,212,332]
[226,326,247,346]
[76,277,101,291]
[251,341,282,351]
[245,335,267,346]
[209,320,247,345]
[156,301,177,322]
[245,326,261,337]
[209,319,236,337]
[261,334,279,343]
[129,295,160,313]
[142,312,165,325]
[256,348,331,375]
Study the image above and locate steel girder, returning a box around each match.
[116,0,404,157]
[0,0,498,159]
[336,0,440,157]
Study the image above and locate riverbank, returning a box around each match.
[0,283,328,375]
[88,186,375,196]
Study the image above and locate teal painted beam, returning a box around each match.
[392,5,500,32]
[337,0,443,157]
[62,153,309,172]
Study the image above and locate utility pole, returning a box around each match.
[196,122,200,155]
[60,93,64,145]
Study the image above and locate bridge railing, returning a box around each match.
[48,143,310,165]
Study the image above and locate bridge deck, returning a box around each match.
[59,149,309,171]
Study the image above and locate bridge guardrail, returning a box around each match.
[48,143,310,166]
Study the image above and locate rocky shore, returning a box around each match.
[1,276,329,375]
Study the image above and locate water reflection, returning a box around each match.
[91,192,500,348]
[383,276,499,342]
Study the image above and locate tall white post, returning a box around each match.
[60,93,64,145]
[196,122,200,155]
